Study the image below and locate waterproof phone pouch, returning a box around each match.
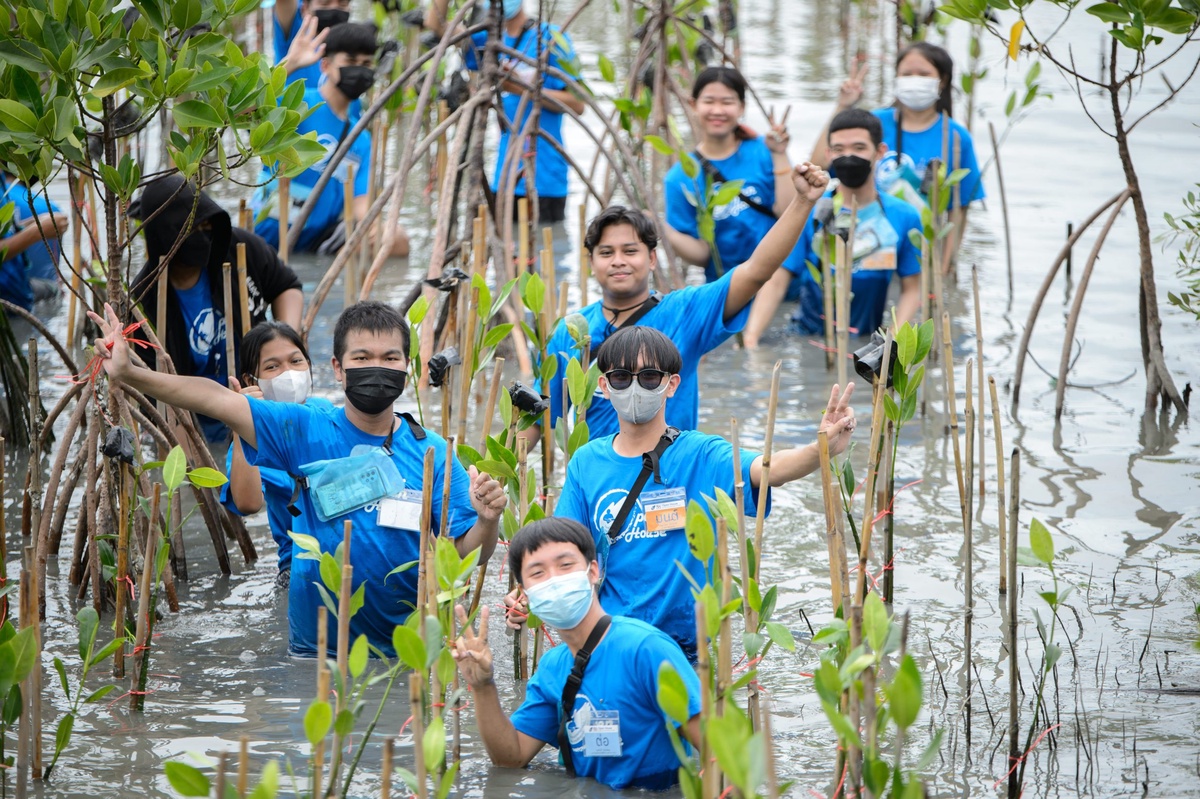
[300,448,404,522]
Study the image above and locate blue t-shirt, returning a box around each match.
[253,87,371,252]
[540,270,746,439]
[221,397,335,572]
[511,616,701,790]
[463,22,576,199]
[871,108,985,207]
[785,191,922,336]
[0,176,61,310]
[555,430,766,653]
[174,270,229,441]
[242,400,478,657]
[664,137,777,283]
[273,5,320,91]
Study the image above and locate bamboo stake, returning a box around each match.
[517,198,529,272]
[415,448,435,651]
[942,313,967,533]
[314,606,329,798]
[990,377,1008,594]
[27,545,42,779]
[517,437,529,681]
[1007,447,1020,799]
[381,738,394,799]
[964,360,975,746]
[16,554,29,794]
[410,673,428,799]
[477,357,505,452]
[578,202,589,306]
[237,243,251,336]
[751,364,781,579]
[972,265,985,500]
[834,235,850,387]
[114,464,131,678]
[731,418,760,730]
[435,100,448,189]
[337,521,353,699]
[156,263,168,416]
[216,753,227,799]
[695,600,717,798]
[822,235,834,370]
[854,336,890,606]
[278,177,290,263]
[67,170,83,348]
[818,430,845,612]
[343,163,358,307]
[237,736,249,798]
[223,262,236,383]
[846,604,864,791]
[715,518,732,717]
[238,199,248,230]
[131,483,162,711]
[455,290,478,448]
[543,226,556,290]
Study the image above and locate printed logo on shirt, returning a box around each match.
[593,488,667,544]
[566,694,621,755]
[188,307,225,361]
[875,151,923,188]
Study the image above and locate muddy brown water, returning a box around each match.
[3,1,1199,796]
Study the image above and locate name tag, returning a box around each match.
[378,489,423,531]
[583,710,622,757]
[859,246,897,271]
[643,487,686,534]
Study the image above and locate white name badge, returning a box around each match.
[583,710,622,757]
[378,489,423,531]
[642,487,687,534]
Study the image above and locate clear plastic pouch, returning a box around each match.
[300,448,404,522]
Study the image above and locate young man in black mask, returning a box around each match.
[88,300,505,658]
[272,0,353,91]
[743,108,922,347]
[254,22,409,257]
[129,175,303,442]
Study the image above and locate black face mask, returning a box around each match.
[177,228,212,269]
[312,8,350,32]
[343,367,407,415]
[831,154,874,189]
[336,65,375,101]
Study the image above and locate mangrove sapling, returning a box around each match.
[44,608,121,780]
[1159,183,1200,321]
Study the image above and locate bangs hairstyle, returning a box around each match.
[692,66,752,140]
[333,301,411,361]
[896,41,954,116]
[828,108,884,146]
[508,518,597,585]
[240,322,310,381]
[323,22,378,58]
[596,326,682,376]
[584,205,659,254]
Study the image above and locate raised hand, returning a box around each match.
[87,302,132,383]
[229,376,263,399]
[819,382,857,457]
[791,162,831,204]
[468,465,507,521]
[837,61,869,110]
[502,585,528,631]
[766,105,792,154]
[283,15,328,75]
[452,604,495,688]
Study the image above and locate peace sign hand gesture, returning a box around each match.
[452,604,495,689]
[766,106,791,154]
[818,382,856,457]
[837,61,870,110]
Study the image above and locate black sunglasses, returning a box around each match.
[605,368,668,391]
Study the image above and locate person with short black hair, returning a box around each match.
[254,23,409,257]
[525,162,830,448]
[0,172,68,311]
[271,0,354,90]
[743,108,922,347]
[453,517,702,790]
[88,299,505,658]
[511,327,856,657]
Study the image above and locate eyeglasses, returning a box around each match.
[605,368,668,391]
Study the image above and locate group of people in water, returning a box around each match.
[11,0,985,789]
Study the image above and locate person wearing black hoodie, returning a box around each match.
[130,175,304,441]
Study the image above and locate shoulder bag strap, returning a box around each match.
[692,152,777,220]
[617,295,661,330]
[604,427,680,542]
[557,614,613,777]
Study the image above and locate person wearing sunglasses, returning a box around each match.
[512,326,856,659]
[523,161,830,455]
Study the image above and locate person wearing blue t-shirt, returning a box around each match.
[454,517,702,791]
[0,174,68,311]
[426,0,584,224]
[271,0,352,92]
[518,327,856,657]
[220,322,332,584]
[523,163,829,450]
[255,23,408,258]
[89,301,506,658]
[664,67,795,283]
[745,109,922,346]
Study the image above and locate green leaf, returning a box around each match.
[304,700,333,745]
[90,68,147,98]
[711,180,745,207]
[1086,2,1131,24]
[916,727,945,770]
[820,699,862,746]
[1147,7,1196,34]
[77,606,99,663]
[53,657,69,697]
[1044,642,1063,672]
[334,707,356,737]
[8,627,37,684]
[91,637,125,666]
[706,710,751,790]
[165,762,211,796]
[83,684,117,703]
[348,634,368,678]
[53,713,74,757]
[163,446,186,493]
[597,53,616,83]
[172,99,224,130]
[248,761,280,799]
[423,716,446,774]
[656,662,691,726]
[863,591,888,654]
[895,322,917,367]
[319,552,341,594]
[476,458,517,482]
[743,631,765,657]
[684,500,715,563]
[392,624,426,671]
[289,532,322,560]
[566,419,590,457]
[480,323,514,353]
[889,653,923,729]
[1029,518,1054,565]
[644,134,675,156]
[186,466,228,488]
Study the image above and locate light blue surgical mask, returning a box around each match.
[524,569,594,630]
[502,0,523,19]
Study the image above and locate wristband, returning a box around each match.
[774,167,793,175]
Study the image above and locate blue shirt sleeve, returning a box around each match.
[244,397,305,473]
[675,269,747,350]
[664,165,700,239]
[220,445,239,514]
[554,455,589,528]
[511,652,564,746]
[783,219,818,278]
[354,135,371,198]
[895,204,921,278]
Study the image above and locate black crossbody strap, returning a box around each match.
[617,295,660,329]
[605,427,680,542]
[693,152,777,220]
[558,614,612,777]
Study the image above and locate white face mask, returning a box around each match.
[258,369,312,404]
[894,75,941,111]
[607,381,670,425]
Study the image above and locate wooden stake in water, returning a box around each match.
[834,237,850,388]
[223,262,237,383]
[731,418,760,730]
[131,484,162,711]
[578,202,589,306]
[156,261,169,416]
[517,197,529,272]
[990,376,1008,594]
[343,163,357,306]
[855,340,890,606]
[381,738,394,799]
[817,430,845,613]
[314,606,329,798]
[455,290,478,447]
[715,518,732,716]
[278,177,290,263]
[963,361,975,747]
[410,673,428,799]
[237,242,251,336]
[67,170,83,348]
[695,600,718,797]
[237,736,249,798]
[822,235,835,370]
[1007,447,1021,799]
[337,521,353,698]
[972,265,985,500]
[114,463,131,678]
[942,312,967,532]
[415,448,435,641]
[478,357,505,453]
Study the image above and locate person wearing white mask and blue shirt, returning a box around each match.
[536,327,857,660]
[452,517,702,790]
[424,0,584,224]
[222,322,333,584]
